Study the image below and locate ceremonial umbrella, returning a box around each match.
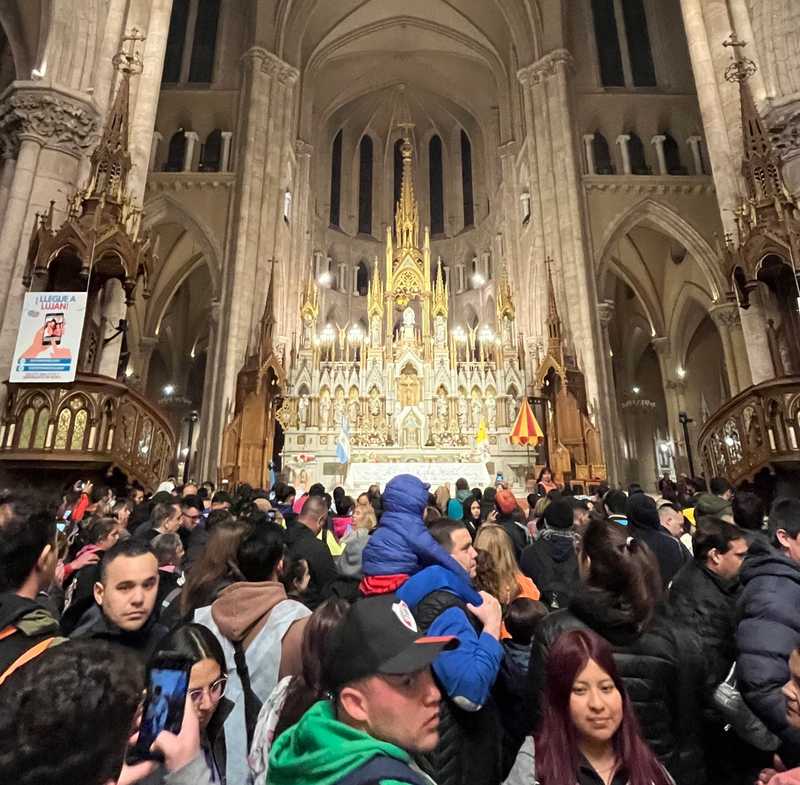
[510,398,544,470]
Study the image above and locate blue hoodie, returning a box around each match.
[398,565,502,712]
[361,475,470,579]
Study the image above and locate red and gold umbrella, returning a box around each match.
[510,399,544,446]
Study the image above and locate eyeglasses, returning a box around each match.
[188,676,227,705]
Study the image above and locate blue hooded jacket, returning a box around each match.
[361,475,471,579]
[398,565,502,711]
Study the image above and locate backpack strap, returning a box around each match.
[0,635,57,685]
[336,756,427,785]
[232,638,262,751]
[160,586,183,613]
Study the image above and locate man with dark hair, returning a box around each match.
[737,497,800,766]
[210,490,232,511]
[194,522,310,784]
[133,501,181,542]
[709,477,734,500]
[396,518,504,785]
[274,482,297,523]
[285,494,338,609]
[269,594,457,785]
[178,494,204,548]
[671,518,750,784]
[520,498,580,610]
[732,491,767,543]
[603,489,630,525]
[70,538,167,657]
[0,495,62,682]
[670,518,747,687]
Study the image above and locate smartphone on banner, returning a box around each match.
[126,654,192,764]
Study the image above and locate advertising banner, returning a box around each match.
[10,292,88,383]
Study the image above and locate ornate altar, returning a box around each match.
[278,132,528,489]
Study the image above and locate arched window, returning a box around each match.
[394,139,404,210]
[628,133,649,174]
[663,134,684,175]
[593,132,614,174]
[358,136,373,236]
[162,0,189,83]
[199,129,222,171]
[461,130,475,228]
[356,261,370,296]
[429,135,445,236]
[164,130,186,172]
[622,0,656,87]
[591,0,624,87]
[591,0,656,88]
[329,130,342,227]
[188,0,220,83]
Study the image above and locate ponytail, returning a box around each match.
[580,519,661,628]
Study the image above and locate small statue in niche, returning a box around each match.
[457,396,469,432]
[485,395,497,431]
[297,394,309,428]
[319,394,331,429]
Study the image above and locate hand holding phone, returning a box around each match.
[126,655,191,765]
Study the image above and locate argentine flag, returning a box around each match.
[336,416,351,464]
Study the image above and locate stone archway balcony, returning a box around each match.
[0,373,175,491]
[698,376,800,486]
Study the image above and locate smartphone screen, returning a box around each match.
[128,658,190,763]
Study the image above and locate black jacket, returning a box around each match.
[528,588,706,785]
[412,588,504,785]
[519,530,580,610]
[284,521,338,610]
[627,508,690,588]
[495,513,529,562]
[736,540,800,761]
[70,605,168,659]
[668,559,741,690]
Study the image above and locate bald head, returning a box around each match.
[299,494,329,533]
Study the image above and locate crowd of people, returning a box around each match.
[2,468,800,785]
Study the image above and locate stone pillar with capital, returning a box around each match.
[0,87,100,392]
[651,135,668,175]
[149,131,163,172]
[596,300,622,480]
[583,134,596,175]
[205,48,300,472]
[710,302,751,395]
[616,134,632,175]
[220,131,233,172]
[686,135,704,175]
[652,336,690,472]
[183,131,199,172]
[134,335,160,392]
[517,50,613,474]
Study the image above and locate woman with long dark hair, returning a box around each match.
[142,623,231,784]
[528,518,705,785]
[535,628,672,785]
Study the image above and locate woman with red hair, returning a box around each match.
[535,628,672,785]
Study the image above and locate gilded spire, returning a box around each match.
[84,29,144,206]
[497,259,515,319]
[368,255,384,318]
[395,136,419,251]
[300,276,319,323]
[432,257,448,318]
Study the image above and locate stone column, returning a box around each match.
[710,302,751,395]
[0,87,99,391]
[183,131,199,172]
[687,135,704,175]
[456,264,465,293]
[149,131,162,172]
[197,299,221,478]
[652,337,689,471]
[651,135,668,175]
[127,0,175,206]
[338,263,347,293]
[220,131,233,171]
[597,300,623,480]
[583,133,596,175]
[135,336,159,391]
[0,153,17,226]
[616,134,632,175]
[205,48,299,472]
[679,0,744,235]
[738,286,776,384]
[518,50,613,471]
[283,139,313,332]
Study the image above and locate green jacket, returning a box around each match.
[267,700,434,785]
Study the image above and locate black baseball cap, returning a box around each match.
[324,594,458,691]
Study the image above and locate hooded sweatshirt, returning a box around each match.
[519,528,580,610]
[268,699,434,785]
[362,475,472,580]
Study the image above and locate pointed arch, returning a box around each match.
[596,198,725,300]
[669,283,717,367]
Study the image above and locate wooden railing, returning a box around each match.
[698,376,800,485]
[0,373,175,490]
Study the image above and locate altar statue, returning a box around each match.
[401,306,416,342]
